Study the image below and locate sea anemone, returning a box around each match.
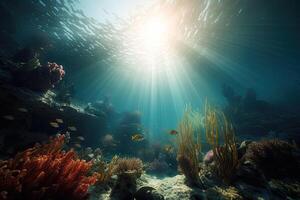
[110,157,143,199]
[111,157,143,178]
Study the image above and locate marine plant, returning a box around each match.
[0,135,98,200]
[177,106,203,187]
[242,139,300,180]
[204,102,238,184]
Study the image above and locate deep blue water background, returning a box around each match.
[0,0,299,143]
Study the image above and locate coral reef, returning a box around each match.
[14,62,65,92]
[241,139,300,180]
[0,83,107,155]
[204,103,239,184]
[176,106,203,187]
[0,135,98,200]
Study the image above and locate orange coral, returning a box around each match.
[0,135,98,200]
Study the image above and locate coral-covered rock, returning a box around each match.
[241,140,300,180]
[234,160,267,187]
[14,62,65,92]
[0,84,107,155]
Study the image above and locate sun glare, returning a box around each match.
[141,16,170,51]
[123,13,176,72]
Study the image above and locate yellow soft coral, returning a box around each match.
[205,101,238,183]
[177,106,203,187]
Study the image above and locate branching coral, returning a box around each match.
[92,156,119,184]
[242,139,300,180]
[0,135,98,200]
[177,106,203,187]
[204,102,238,183]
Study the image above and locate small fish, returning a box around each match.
[88,153,94,158]
[164,145,174,153]
[68,126,77,131]
[169,130,178,135]
[77,136,85,141]
[55,118,64,123]
[131,134,144,142]
[18,108,28,112]
[59,108,64,111]
[2,115,15,120]
[49,122,59,128]
[74,143,81,148]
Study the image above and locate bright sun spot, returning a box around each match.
[141,16,170,51]
[128,14,176,72]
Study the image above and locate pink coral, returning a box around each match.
[47,62,65,86]
[14,61,66,92]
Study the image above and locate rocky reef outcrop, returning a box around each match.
[0,83,107,156]
[222,84,300,142]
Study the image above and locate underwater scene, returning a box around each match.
[0,0,300,199]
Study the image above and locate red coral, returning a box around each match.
[0,135,97,200]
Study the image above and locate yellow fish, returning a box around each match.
[49,122,59,128]
[68,126,77,131]
[3,115,15,120]
[131,134,144,142]
[55,118,64,123]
